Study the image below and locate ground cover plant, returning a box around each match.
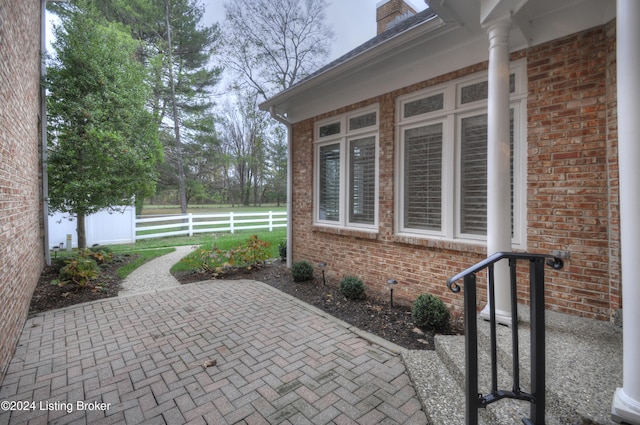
[29,248,172,316]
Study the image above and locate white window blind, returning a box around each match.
[404,124,443,230]
[459,111,514,236]
[460,114,488,234]
[349,136,376,224]
[319,143,340,221]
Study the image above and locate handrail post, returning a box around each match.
[448,252,563,425]
[530,257,546,424]
[509,258,521,393]
[464,273,479,425]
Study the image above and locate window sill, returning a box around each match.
[312,225,379,240]
[392,233,488,255]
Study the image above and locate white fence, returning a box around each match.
[135,211,287,240]
[48,207,136,248]
[48,209,287,247]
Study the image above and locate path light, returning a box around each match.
[52,245,59,259]
[318,262,327,285]
[387,279,398,308]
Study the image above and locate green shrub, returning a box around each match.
[412,294,450,332]
[239,235,271,265]
[85,247,113,264]
[278,240,287,260]
[182,235,271,273]
[291,260,314,282]
[59,254,99,287]
[339,276,365,300]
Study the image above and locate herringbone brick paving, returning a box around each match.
[0,280,427,424]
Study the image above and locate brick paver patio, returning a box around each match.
[0,280,427,424]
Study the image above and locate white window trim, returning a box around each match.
[395,59,527,248]
[314,105,380,232]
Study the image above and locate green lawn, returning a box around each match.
[105,228,286,274]
[116,247,175,278]
[51,207,287,279]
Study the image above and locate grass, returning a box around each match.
[170,230,286,273]
[116,248,175,278]
[49,206,287,279]
[109,228,286,253]
[49,247,177,279]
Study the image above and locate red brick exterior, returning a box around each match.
[290,22,619,322]
[0,0,45,382]
[376,0,417,35]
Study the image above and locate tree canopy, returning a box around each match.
[46,2,162,248]
[221,0,334,100]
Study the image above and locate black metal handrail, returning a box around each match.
[447,252,564,425]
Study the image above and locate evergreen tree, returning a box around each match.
[46,2,162,248]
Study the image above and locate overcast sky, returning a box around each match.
[46,0,429,89]
[204,0,428,61]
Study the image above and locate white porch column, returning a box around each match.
[480,18,513,325]
[612,0,640,423]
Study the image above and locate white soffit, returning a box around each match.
[262,0,615,123]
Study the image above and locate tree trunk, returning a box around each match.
[77,212,87,249]
[165,0,188,214]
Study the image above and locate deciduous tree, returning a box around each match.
[222,0,334,100]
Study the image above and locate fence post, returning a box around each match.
[230,211,234,234]
[188,213,193,237]
[269,211,273,232]
[131,206,137,243]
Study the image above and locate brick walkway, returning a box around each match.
[0,280,427,424]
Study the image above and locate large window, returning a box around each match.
[315,106,379,230]
[396,61,526,246]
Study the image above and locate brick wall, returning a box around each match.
[527,25,617,320]
[0,0,45,382]
[290,22,618,322]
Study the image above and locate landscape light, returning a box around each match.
[387,279,398,308]
[318,262,327,285]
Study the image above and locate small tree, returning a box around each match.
[46,2,162,248]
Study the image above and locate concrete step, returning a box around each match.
[402,349,466,425]
[435,331,557,425]
[490,306,623,425]
[405,306,623,424]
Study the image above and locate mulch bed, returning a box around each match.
[28,254,136,317]
[30,256,461,350]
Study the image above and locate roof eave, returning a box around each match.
[259,14,450,118]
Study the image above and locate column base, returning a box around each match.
[612,388,640,424]
[479,304,513,327]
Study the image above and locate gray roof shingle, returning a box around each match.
[293,8,438,87]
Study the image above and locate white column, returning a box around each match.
[480,18,513,325]
[612,0,640,423]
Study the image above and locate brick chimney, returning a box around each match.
[376,0,417,35]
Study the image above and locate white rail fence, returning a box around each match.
[48,209,287,247]
[135,211,287,240]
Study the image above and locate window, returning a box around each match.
[403,123,443,231]
[318,144,340,221]
[396,60,526,246]
[315,106,379,230]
